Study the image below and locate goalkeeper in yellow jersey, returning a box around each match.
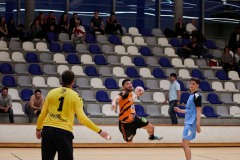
[36,70,110,160]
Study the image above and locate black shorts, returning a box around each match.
[119,116,149,142]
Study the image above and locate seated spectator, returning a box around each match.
[69,13,82,31]
[221,46,234,73]
[0,87,14,123]
[91,10,104,35]
[105,13,123,35]
[72,19,86,44]
[45,11,56,32]
[26,89,44,123]
[177,37,202,59]
[31,19,44,39]
[186,19,197,35]
[228,26,240,53]
[0,16,9,40]
[175,16,187,38]
[58,12,69,33]
[234,47,240,66]
[7,17,18,38]
[34,11,46,28]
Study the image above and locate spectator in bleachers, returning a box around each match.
[7,17,18,38]
[45,11,56,32]
[69,13,82,31]
[26,89,44,123]
[72,19,86,44]
[91,10,105,35]
[58,12,69,33]
[0,87,14,123]
[221,46,234,73]
[31,19,44,39]
[234,47,240,66]
[105,13,123,35]
[175,16,187,38]
[228,26,240,53]
[177,37,202,58]
[34,12,46,28]
[0,16,9,40]
[186,19,197,35]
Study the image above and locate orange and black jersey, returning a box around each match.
[118,91,136,123]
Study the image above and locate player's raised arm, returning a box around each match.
[111,95,120,111]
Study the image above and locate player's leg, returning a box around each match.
[41,127,57,160]
[55,131,74,160]
[119,121,134,143]
[182,139,191,160]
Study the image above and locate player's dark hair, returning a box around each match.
[122,79,130,87]
[35,89,41,94]
[1,86,8,91]
[62,70,75,86]
[190,77,200,84]
[170,73,177,78]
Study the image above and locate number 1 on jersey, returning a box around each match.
[58,97,64,111]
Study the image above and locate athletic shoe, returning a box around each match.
[149,135,163,141]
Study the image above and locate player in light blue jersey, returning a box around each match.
[174,77,202,160]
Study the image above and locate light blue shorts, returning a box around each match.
[182,124,196,140]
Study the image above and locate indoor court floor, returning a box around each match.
[0,147,239,160]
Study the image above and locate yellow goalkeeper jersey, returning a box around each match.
[36,87,100,133]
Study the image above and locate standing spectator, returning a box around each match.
[175,16,187,38]
[174,77,202,160]
[221,46,234,73]
[69,13,82,31]
[0,87,14,123]
[58,12,69,33]
[105,13,123,35]
[7,17,18,38]
[164,73,181,124]
[0,16,8,39]
[91,10,104,35]
[36,70,111,160]
[31,19,43,39]
[228,26,240,53]
[26,89,44,123]
[45,11,56,32]
[186,19,197,35]
[72,19,86,44]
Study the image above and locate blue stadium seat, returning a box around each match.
[85,34,97,43]
[94,55,108,65]
[0,63,14,74]
[159,57,173,67]
[207,93,222,104]
[46,32,58,42]
[66,54,81,64]
[170,38,182,47]
[216,70,230,80]
[28,64,43,75]
[126,67,140,78]
[139,28,152,37]
[96,90,111,102]
[85,66,100,76]
[20,89,33,101]
[177,80,188,91]
[139,47,153,56]
[181,39,191,46]
[49,43,62,52]
[152,68,167,79]
[191,69,205,80]
[25,52,39,63]
[62,43,76,53]
[89,44,102,54]
[109,35,122,45]
[132,79,148,90]
[176,106,185,117]
[135,105,148,117]
[204,40,218,49]
[180,92,190,104]
[203,106,219,117]
[104,78,119,89]
[133,57,148,66]
[2,75,17,87]
[199,81,214,92]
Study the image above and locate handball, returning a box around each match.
[135,86,144,96]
